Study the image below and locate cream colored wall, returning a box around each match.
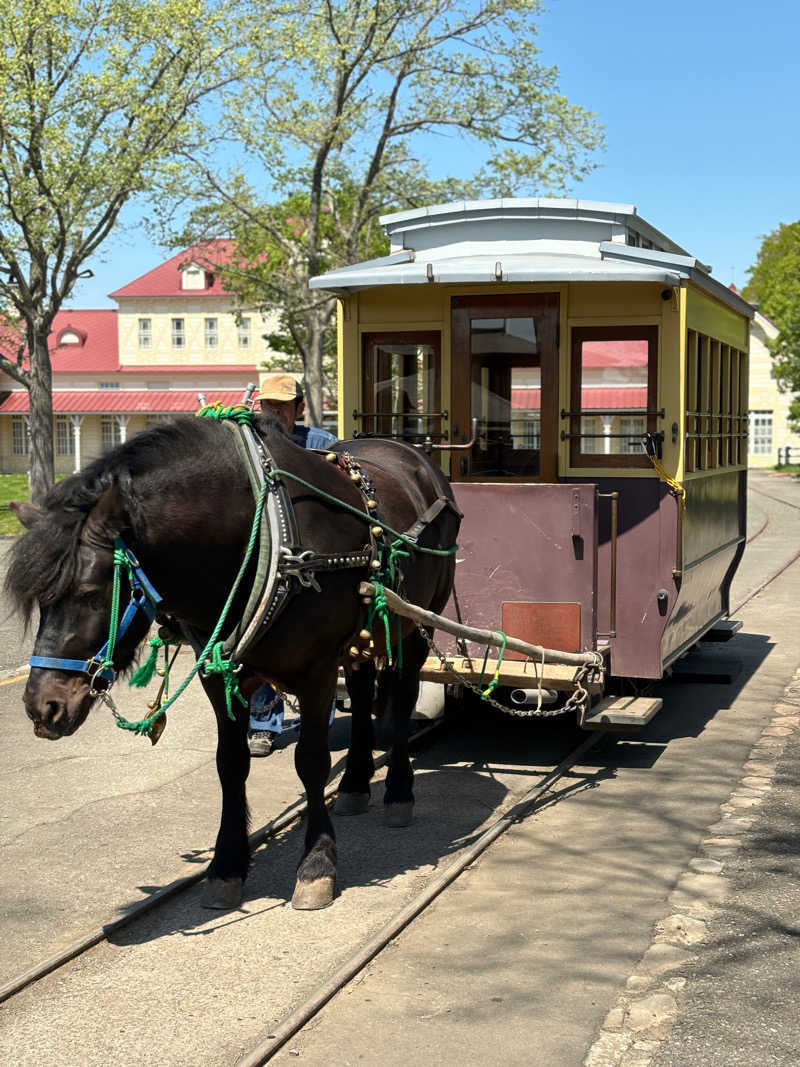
[748,315,800,468]
[116,298,278,366]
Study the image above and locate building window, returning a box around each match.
[146,414,170,426]
[749,410,773,455]
[569,326,658,469]
[237,317,251,348]
[172,318,185,348]
[146,381,169,390]
[205,317,218,348]
[138,318,152,349]
[12,416,29,456]
[99,381,120,390]
[101,416,122,453]
[55,416,75,456]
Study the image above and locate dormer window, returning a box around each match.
[56,325,87,346]
[180,262,209,290]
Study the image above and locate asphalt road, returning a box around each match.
[1,470,799,1066]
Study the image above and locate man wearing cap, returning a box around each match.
[248,373,338,756]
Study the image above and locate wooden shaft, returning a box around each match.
[358,582,600,669]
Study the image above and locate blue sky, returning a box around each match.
[72,0,798,307]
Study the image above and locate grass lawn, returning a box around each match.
[0,474,69,535]
[0,475,31,535]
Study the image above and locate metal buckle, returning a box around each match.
[87,658,115,693]
[279,547,322,592]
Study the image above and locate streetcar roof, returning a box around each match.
[309,198,753,318]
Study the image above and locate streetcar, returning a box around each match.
[310,199,753,728]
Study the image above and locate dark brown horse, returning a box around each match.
[6,413,460,909]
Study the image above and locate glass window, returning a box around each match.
[12,416,29,456]
[205,317,218,348]
[101,416,122,453]
[237,317,251,348]
[469,316,541,477]
[362,332,441,441]
[171,318,185,348]
[570,326,657,468]
[98,381,120,390]
[55,416,74,456]
[138,318,152,349]
[749,410,773,455]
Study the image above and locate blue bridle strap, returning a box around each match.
[29,537,162,681]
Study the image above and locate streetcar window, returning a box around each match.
[569,326,658,469]
[361,332,441,441]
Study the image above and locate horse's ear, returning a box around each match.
[84,481,127,544]
[10,501,44,528]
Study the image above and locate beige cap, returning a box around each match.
[255,373,303,403]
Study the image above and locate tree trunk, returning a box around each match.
[27,329,55,503]
[303,311,325,427]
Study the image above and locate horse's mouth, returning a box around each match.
[32,720,66,740]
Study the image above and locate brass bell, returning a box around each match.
[366,499,378,511]
[361,596,373,605]
[350,470,361,483]
[325,452,337,463]
[359,629,371,642]
[370,559,381,571]
[371,525,383,537]
[156,665,166,677]
[349,646,361,659]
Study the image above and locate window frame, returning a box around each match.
[171,317,185,349]
[237,317,251,349]
[361,330,442,440]
[55,415,75,456]
[138,317,152,349]
[569,324,659,469]
[11,415,29,456]
[205,317,218,348]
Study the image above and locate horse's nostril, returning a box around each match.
[46,701,66,725]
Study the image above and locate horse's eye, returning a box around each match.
[80,592,107,613]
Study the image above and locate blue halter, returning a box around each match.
[30,537,163,686]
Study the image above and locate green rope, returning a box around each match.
[200,641,248,719]
[114,480,268,738]
[129,636,163,688]
[481,631,508,699]
[196,402,255,426]
[267,468,458,559]
[366,580,394,667]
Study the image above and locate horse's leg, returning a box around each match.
[383,628,429,828]
[200,674,251,909]
[334,661,376,815]
[292,665,339,910]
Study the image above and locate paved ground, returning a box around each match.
[1,470,799,1066]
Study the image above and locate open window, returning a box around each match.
[361,332,442,442]
[569,325,659,468]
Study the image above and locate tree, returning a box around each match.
[181,0,604,425]
[0,0,235,501]
[744,222,800,426]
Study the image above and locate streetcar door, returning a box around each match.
[450,293,559,481]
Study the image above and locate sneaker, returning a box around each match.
[248,730,279,757]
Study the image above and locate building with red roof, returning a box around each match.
[0,241,276,474]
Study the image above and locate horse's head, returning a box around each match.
[12,483,155,740]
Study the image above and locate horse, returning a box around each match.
[6,412,461,911]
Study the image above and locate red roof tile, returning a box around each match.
[0,389,248,414]
[0,309,120,373]
[118,363,258,373]
[513,387,647,410]
[109,240,235,299]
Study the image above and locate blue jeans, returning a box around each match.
[249,682,335,732]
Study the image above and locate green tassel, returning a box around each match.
[130,637,164,688]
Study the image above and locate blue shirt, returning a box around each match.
[293,424,338,450]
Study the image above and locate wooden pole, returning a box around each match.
[358,582,602,669]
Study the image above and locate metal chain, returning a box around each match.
[415,622,589,719]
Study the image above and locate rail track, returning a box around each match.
[1,478,799,1065]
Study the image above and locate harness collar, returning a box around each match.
[30,537,162,685]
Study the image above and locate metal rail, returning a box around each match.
[236,732,605,1067]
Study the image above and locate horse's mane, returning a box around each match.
[4,416,231,624]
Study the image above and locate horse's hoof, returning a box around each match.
[292,877,335,910]
[201,877,244,910]
[335,791,370,815]
[384,801,414,827]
